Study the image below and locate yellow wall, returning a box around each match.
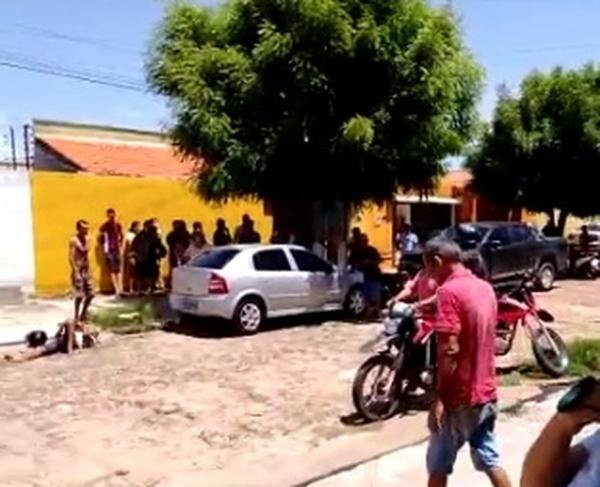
[523,211,588,236]
[351,203,394,268]
[31,171,271,295]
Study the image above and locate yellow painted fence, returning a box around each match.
[31,172,271,295]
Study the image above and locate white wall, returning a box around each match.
[0,166,35,294]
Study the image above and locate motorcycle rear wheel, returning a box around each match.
[352,353,403,422]
[531,326,569,377]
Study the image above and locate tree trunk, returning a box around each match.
[271,199,350,265]
[557,209,569,236]
[545,210,556,228]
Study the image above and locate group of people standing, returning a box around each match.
[68,210,263,311]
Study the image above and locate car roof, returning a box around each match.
[211,243,308,252]
[457,221,524,230]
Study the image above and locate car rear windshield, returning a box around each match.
[189,249,240,269]
[450,224,489,249]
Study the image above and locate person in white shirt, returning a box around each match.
[398,223,419,254]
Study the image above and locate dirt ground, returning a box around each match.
[0,280,598,486]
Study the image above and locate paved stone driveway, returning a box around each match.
[0,279,597,486]
[0,317,376,486]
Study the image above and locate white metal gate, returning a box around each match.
[0,166,35,296]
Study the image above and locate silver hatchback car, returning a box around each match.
[169,244,365,334]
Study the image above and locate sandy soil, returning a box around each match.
[0,280,597,486]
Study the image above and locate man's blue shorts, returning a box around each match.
[426,402,501,475]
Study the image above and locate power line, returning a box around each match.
[1,22,141,55]
[0,48,145,86]
[0,60,147,92]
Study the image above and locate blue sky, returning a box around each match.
[1,0,600,159]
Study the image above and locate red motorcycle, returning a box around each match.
[495,275,569,377]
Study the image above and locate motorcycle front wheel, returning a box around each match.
[531,326,569,377]
[352,353,403,422]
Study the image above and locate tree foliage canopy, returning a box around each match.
[468,64,600,229]
[147,0,482,203]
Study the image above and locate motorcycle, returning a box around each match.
[570,250,600,279]
[495,274,569,377]
[352,302,435,422]
[352,274,570,422]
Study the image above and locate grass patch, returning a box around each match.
[567,339,600,376]
[91,299,160,334]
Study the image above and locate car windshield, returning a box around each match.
[189,248,240,269]
[448,224,489,249]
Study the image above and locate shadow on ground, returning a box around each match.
[161,311,362,340]
[339,393,431,428]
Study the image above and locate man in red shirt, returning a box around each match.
[423,239,511,487]
[99,208,123,295]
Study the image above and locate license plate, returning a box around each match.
[180,297,197,311]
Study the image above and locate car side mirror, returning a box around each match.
[487,239,502,249]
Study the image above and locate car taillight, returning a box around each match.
[208,273,229,295]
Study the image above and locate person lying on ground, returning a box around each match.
[3,324,98,362]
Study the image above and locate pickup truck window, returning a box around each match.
[509,225,533,243]
[488,227,511,245]
[450,224,488,249]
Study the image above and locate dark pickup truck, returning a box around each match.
[401,222,569,290]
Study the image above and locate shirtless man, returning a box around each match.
[69,220,94,352]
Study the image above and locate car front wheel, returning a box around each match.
[233,298,265,335]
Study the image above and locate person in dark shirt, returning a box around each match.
[132,220,167,293]
[354,234,382,318]
[166,220,191,288]
[99,208,123,295]
[235,215,261,244]
[213,218,232,246]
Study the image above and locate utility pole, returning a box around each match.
[23,124,31,169]
[9,126,17,169]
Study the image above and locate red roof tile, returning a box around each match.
[38,136,199,178]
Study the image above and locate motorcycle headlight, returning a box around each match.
[389,302,413,319]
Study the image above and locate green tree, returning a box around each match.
[147,0,482,238]
[469,65,600,235]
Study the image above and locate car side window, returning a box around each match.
[509,225,533,243]
[253,249,291,271]
[488,227,511,245]
[291,249,333,273]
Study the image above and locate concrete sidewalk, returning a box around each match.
[309,392,599,487]
[0,296,122,346]
[0,298,72,345]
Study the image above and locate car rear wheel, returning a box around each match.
[345,287,366,318]
[233,298,265,335]
[536,262,556,291]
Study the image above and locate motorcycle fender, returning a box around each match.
[537,309,555,323]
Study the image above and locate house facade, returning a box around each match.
[30,119,270,294]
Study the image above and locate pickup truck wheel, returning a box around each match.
[536,262,556,291]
